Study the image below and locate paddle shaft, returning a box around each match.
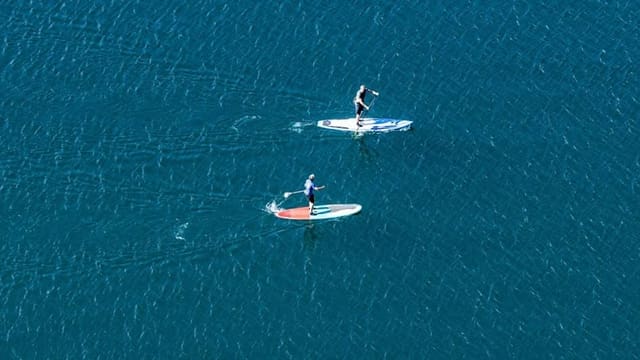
[284,185,325,198]
[283,189,305,198]
[361,94,377,118]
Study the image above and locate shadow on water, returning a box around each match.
[302,223,318,252]
[352,135,379,162]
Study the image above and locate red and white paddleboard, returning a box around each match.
[275,204,362,221]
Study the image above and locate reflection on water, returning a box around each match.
[302,223,317,252]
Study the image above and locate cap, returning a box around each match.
[309,174,315,180]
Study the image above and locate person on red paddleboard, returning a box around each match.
[353,84,379,127]
[304,174,325,215]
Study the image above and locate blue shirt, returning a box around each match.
[304,179,315,196]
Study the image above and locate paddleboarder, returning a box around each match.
[353,85,379,126]
[304,174,325,215]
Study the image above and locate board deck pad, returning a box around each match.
[317,118,412,133]
[275,204,362,220]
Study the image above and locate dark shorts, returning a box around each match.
[307,194,315,203]
[354,102,364,115]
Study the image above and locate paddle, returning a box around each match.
[283,185,326,199]
[363,93,378,117]
[283,190,305,199]
[357,92,378,126]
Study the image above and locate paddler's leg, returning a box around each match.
[354,102,363,126]
[308,194,315,215]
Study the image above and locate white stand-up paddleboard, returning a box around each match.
[275,204,362,221]
[317,118,412,133]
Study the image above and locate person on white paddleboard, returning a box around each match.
[304,174,325,215]
[353,84,379,127]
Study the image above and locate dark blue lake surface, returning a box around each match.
[1,1,639,358]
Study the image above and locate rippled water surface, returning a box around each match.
[1,1,639,358]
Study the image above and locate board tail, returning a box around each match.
[265,200,281,213]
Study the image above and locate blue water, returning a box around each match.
[1,1,639,358]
